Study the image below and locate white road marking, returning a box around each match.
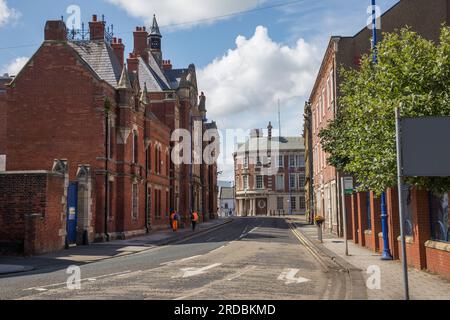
[173,263,222,278]
[277,268,310,285]
[209,245,226,254]
[23,270,133,291]
[116,270,142,278]
[174,288,207,300]
[160,255,202,266]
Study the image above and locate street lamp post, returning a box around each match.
[371,0,393,260]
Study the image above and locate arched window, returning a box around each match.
[133,130,138,164]
[147,143,152,172]
[155,145,159,174]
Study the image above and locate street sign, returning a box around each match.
[400,116,450,177]
[343,177,353,195]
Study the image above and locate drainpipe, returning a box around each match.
[104,109,110,242]
[144,127,149,234]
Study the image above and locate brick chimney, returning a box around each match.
[111,38,125,66]
[44,20,67,41]
[133,26,149,63]
[127,52,139,74]
[89,14,105,41]
[162,60,172,70]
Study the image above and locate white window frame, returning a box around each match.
[299,195,306,210]
[276,174,284,191]
[289,173,297,190]
[256,175,264,189]
[243,175,248,190]
[298,174,305,188]
[321,88,326,117]
[277,197,284,210]
[291,196,297,210]
[289,155,295,168]
[329,69,335,105]
[278,155,284,168]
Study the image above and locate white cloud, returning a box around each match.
[198,26,321,180]
[0,0,20,27]
[2,57,28,76]
[105,0,263,29]
[198,25,319,128]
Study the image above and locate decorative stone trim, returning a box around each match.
[425,240,450,252]
[397,235,414,244]
[364,230,372,235]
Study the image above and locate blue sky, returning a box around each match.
[1,0,398,71]
[0,0,399,180]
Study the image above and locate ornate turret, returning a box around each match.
[117,64,132,90]
[149,15,162,66]
[117,64,133,107]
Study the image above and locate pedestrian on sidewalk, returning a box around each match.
[170,210,179,232]
[191,211,199,231]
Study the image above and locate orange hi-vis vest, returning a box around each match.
[192,212,198,222]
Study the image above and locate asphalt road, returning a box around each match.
[0,217,347,300]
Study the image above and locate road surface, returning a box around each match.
[0,217,348,300]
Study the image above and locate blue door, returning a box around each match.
[66,182,78,244]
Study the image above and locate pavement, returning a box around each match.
[0,217,348,300]
[290,216,450,300]
[0,218,232,276]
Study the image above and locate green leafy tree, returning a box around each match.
[320,26,450,195]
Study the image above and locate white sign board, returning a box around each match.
[0,155,5,172]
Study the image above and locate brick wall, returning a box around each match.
[0,93,6,155]
[0,171,66,255]
[5,43,106,179]
[425,244,450,280]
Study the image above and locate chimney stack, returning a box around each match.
[162,60,172,70]
[89,14,105,41]
[127,52,139,74]
[44,20,67,41]
[133,26,149,63]
[111,37,125,66]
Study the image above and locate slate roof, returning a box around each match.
[68,41,122,88]
[0,74,12,93]
[138,56,172,92]
[164,68,188,90]
[236,136,305,154]
[205,121,218,130]
[220,187,235,200]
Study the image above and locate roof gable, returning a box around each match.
[68,40,122,88]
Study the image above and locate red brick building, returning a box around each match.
[305,0,450,279]
[0,14,218,253]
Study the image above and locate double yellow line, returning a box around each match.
[289,222,329,271]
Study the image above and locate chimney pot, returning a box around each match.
[118,38,122,44]
[92,14,97,22]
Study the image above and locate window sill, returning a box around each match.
[425,240,450,252]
